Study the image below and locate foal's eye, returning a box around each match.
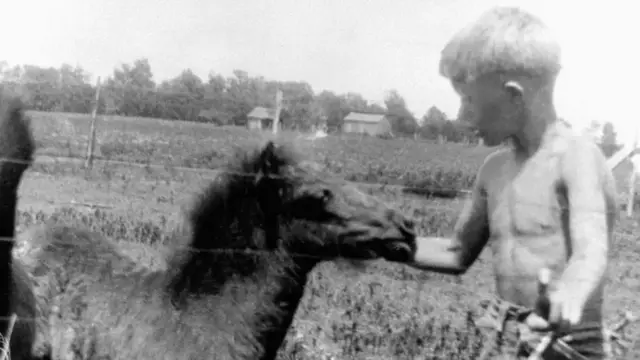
[320,189,333,203]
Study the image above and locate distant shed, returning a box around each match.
[342,112,391,136]
[247,106,277,131]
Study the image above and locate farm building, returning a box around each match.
[342,112,392,136]
[610,146,640,193]
[247,106,278,131]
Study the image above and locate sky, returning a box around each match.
[3,0,639,144]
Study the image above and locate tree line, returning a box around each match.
[0,58,479,142]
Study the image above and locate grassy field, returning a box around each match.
[16,111,640,359]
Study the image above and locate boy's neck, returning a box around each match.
[511,80,558,158]
[511,112,557,158]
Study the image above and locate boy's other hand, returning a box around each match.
[526,271,585,334]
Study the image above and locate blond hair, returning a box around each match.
[439,7,562,83]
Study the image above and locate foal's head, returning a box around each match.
[197,141,415,258]
[169,141,416,298]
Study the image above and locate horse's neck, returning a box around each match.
[193,254,318,360]
[165,246,321,359]
[249,256,318,360]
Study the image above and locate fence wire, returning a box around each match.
[16,154,633,212]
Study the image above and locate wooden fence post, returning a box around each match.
[85,77,101,169]
[272,89,282,134]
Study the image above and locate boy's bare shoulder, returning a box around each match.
[553,128,616,197]
[553,128,608,170]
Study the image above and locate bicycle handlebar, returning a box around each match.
[527,267,558,360]
[476,268,636,359]
[526,268,637,360]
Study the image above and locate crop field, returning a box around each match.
[29,111,491,193]
[15,111,640,359]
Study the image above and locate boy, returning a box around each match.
[409,7,617,359]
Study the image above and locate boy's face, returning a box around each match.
[452,73,523,147]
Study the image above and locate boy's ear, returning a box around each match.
[504,81,524,98]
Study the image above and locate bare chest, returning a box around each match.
[483,150,571,303]
[485,150,568,247]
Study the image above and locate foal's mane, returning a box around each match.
[190,142,303,249]
[167,142,309,301]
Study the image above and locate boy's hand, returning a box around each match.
[526,268,584,333]
[547,290,584,330]
[525,291,584,333]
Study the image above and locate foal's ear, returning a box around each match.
[255,141,282,183]
[259,141,278,170]
[261,141,277,159]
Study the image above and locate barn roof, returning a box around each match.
[247,106,276,120]
[343,112,386,124]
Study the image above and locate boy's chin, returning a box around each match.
[483,138,504,147]
[479,133,505,147]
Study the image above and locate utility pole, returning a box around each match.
[85,76,101,169]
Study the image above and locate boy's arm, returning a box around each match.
[410,157,493,275]
[556,139,612,309]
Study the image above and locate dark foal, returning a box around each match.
[18,141,416,360]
